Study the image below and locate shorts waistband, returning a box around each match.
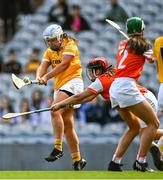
[115,77,136,81]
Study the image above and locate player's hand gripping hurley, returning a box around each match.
[12,74,39,89]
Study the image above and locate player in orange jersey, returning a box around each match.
[36,24,86,170]
[109,17,159,172]
[50,57,163,171]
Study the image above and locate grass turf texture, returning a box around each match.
[0,171,163,179]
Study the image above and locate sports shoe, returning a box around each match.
[73,158,87,170]
[108,161,123,171]
[45,148,63,162]
[133,160,154,172]
[150,145,163,171]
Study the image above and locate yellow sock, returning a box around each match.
[71,152,81,163]
[54,139,62,151]
[158,144,163,153]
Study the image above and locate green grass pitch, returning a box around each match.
[0,171,163,179]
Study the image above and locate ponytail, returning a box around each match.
[63,33,78,43]
[127,36,151,55]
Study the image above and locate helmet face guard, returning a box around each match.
[86,57,109,82]
[86,68,97,82]
[44,37,63,51]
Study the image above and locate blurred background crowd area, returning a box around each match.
[0,0,163,137]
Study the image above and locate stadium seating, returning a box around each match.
[0,0,163,141]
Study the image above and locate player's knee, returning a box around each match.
[149,119,160,129]
[51,110,60,118]
[131,127,140,136]
[64,122,73,132]
[127,125,140,137]
[129,122,141,135]
[154,119,160,129]
[139,128,144,136]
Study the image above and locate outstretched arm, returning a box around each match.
[36,60,50,84]
[51,90,97,111]
[144,49,155,63]
[36,61,50,78]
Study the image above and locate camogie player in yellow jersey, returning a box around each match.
[153,36,163,163]
[153,36,163,112]
[36,24,86,170]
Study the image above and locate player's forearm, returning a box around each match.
[58,93,96,109]
[36,62,49,79]
[52,91,96,111]
[36,67,45,79]
[146,56,155,63]
[58,94,84,109]
[80,94,96,104]
[144,49,155,63]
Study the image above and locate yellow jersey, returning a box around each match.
[42,38,82,90]
[153,36,163,82]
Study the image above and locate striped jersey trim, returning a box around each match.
[62,52,75,56]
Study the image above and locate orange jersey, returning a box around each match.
[43,38,82,90]
[87,73,148,101]
[115,40,146,81]
[87,74,114,101]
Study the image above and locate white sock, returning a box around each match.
[136,154,146,163]
[152,141,157,146]
[112,154,122,164]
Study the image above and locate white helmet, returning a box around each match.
[43,24,63,42]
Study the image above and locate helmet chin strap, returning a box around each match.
[50,41,63,51]
[129,32,143,37]
[51,47,61,51]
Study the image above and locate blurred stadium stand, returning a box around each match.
[0,0,163,170]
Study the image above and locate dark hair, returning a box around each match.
[72,4,80,10]
[33,48,40,53]
[87,62,106,74]
[9,49,15,54]
[127,35,151,55]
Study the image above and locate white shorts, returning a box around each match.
[54,78,84,109]
[144,90,158,113]
[158,83,163,111]
[109,78,145,108]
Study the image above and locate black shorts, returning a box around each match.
[59,89,74,97]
